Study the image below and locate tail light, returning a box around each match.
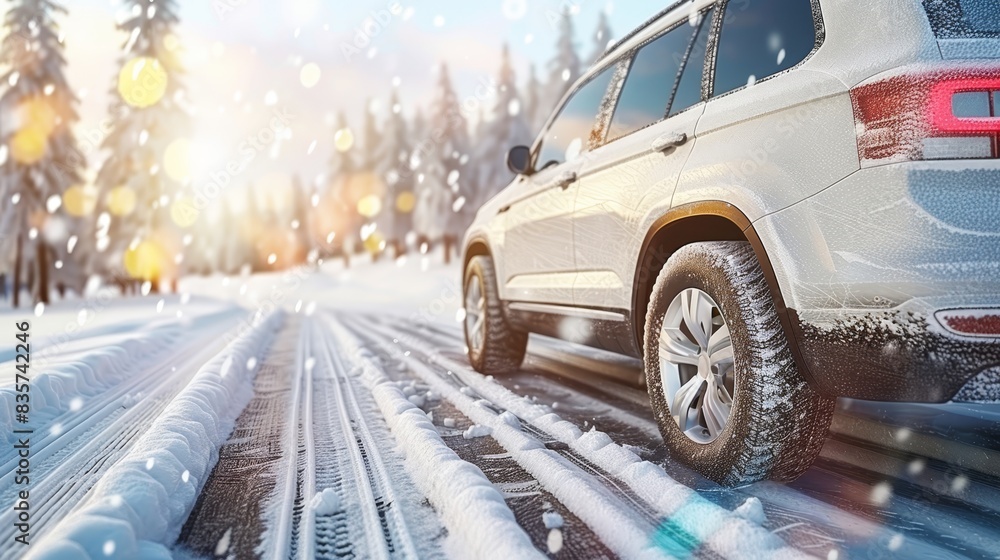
[936,309,1000,338]
[851,70,1000,165]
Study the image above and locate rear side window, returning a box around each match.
[670,8,714,117]
[924,0,1000,38]
[538,65,617,168]
[607,22,697,140]
[712,0,817,98]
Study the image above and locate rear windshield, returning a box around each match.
[923,0,1000,38]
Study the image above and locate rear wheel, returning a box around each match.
[464,255,528,375]
[644,241,834,485]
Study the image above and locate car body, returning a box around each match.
[462,0,1000,483]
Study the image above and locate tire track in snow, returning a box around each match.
[176,318,309,559]
[309,317,422,559]
[25,311,284,558]
[0,312,243,557]
[343,315,716,560]
[349,314,826,560]
[335,318,614,558]
[379,315,988,560]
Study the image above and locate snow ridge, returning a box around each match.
[24,311,284,560]
[327,317,546,560]
[348,319,673,560]
[367,319,810,560]
[0,321,184,453]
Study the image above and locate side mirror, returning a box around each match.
[506,145,533,176]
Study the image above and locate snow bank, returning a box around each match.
[25,311,284,560]
[328,319,545,560]
[0,321,183,453]
[371,323,809,560]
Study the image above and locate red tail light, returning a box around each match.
[936,309,1000,338]
[851,70,1000,164]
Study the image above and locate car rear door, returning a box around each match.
[572,5,715,312]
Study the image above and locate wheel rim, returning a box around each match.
[465,275,486,354]
[659,288,736,444]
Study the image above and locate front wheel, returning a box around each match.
[644,241,834,486]
[463,255,528,375]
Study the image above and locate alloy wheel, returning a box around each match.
[659,288,736,444]
[464,275,486,353]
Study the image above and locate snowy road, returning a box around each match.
[3,260,1000,559]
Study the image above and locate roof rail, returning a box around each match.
[596,0,690,62]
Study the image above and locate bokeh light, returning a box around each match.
[300,63,321,88]
[357,194,383,218]
[63,186,98,217]
[107,186,137,216]
[163,138,192,182]
[362,230,385,255]
[170,195,199,228]
[124,239,168,281]
[11,127,48,164]
[118,57,169,108]
[334,128,354,152]
[18,97,58,134]
[396,191,416,213]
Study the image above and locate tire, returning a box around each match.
[464,255,528,375]
[643,241,834,486]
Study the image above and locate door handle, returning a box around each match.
[555,170,578,190]
[651,132,688,153]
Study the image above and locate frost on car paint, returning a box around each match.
[462,0,1000,485]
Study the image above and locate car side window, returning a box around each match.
[607,22,697,141]
[670,8,714,117]
[537,65,617,169]
[712,0,816,98]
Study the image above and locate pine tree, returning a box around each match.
[289,173,311,265]
[414,64,470,264]
[325,111,358,267]
[588,11,613,65]
[359,98,380,172]
[0,0,86,306]
[524,63,543,132]
[375,89,412,258]
[240,184,262,272]
[472,44,531,208]
[93,0,189,292]
[543,8,581,118]
[356,99,386,260]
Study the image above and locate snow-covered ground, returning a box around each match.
[2,252,999,559]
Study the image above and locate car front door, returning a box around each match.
[501,63,620,306]
[573,6,715,312]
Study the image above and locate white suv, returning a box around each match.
[462,0,1000,485]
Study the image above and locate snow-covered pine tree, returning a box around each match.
[524,63,543,133]
[357,98,386,261]
[472,44,531,209]
[240,184,263,273]
[375,89,412,258]
[413,64,471,264]
[0,0,86,306]
[588,11,613,66]
[93,0,189,292]
[542,8,581,119]
[289,173,311,265]
[324,111,358,267]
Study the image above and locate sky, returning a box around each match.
[6,0,658,197]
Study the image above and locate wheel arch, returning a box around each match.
[463,236,493,273]
[631,202,818,390]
